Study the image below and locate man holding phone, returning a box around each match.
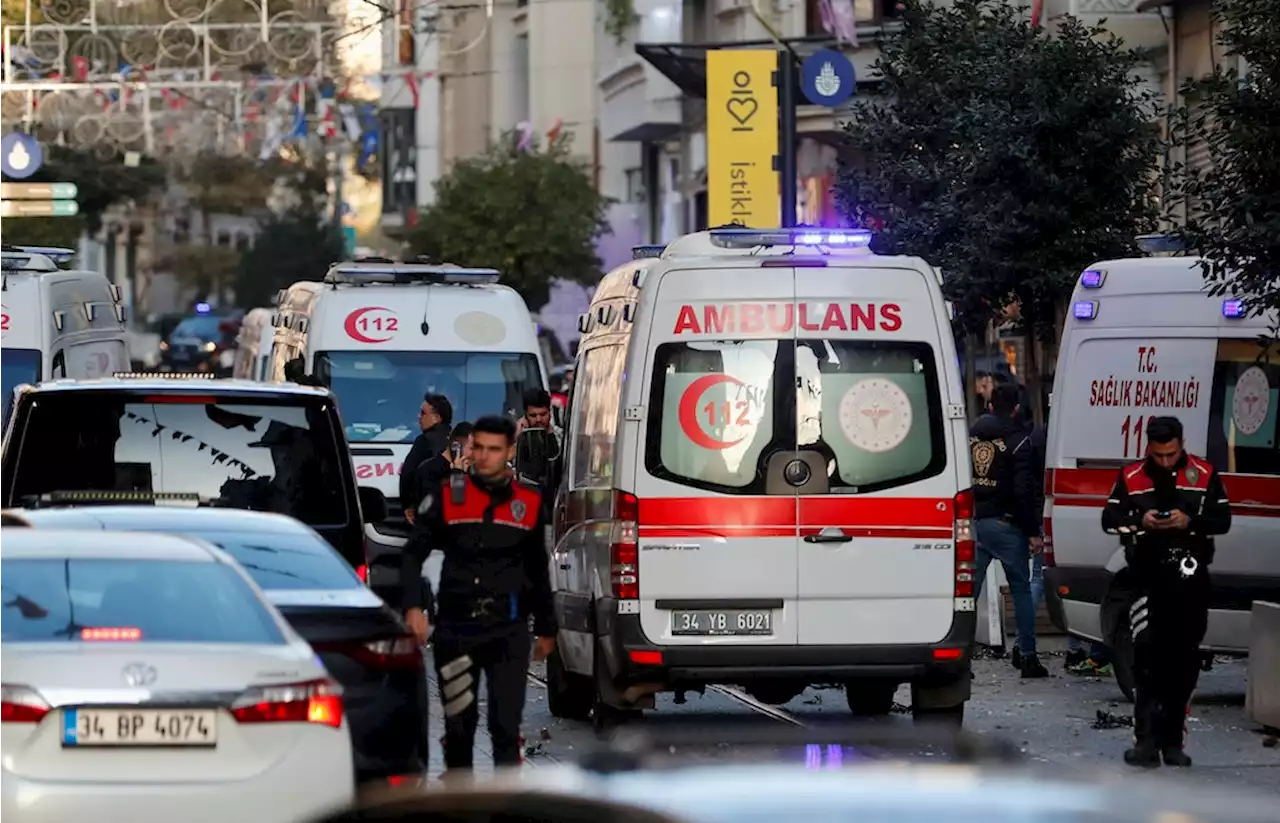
[1102,416,1232,768]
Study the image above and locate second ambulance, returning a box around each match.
[548,228,976,726]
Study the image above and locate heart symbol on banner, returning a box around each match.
[726,96,758,125]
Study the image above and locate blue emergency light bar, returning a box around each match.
[324,263,501,285]
[1222,299,1246,319]
[1135,234,1184,255]
[1080,269,1105,289]
[1073,300,1099,320]
[709,228,874,250]
[632,244,666,260]
[195,302,212,314]
[11,245,76,263]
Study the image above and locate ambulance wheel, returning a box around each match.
[546,647,594,721]
[844,679,897,716]
[1109,607,1137,703]
[591,656,641,735]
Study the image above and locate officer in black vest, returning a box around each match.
[1101,416,1231,768]
[401,414,557,775]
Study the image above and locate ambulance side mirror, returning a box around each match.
[358,486,388,524]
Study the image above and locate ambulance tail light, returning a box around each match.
[953,489,976,600]
[611,490,639,601]
[1043,469,1055,568]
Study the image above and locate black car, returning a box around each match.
[161,309,244,376]
[6,506,429,785]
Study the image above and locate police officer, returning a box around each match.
[1102,416,1231,768]
[401,414,557,774]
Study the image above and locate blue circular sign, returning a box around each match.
[1,132,44,179]
[801,49,856,108]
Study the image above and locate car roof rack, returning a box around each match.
[23,491,205,508]
[323,261,501,286]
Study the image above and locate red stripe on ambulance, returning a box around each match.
[1047,467,1280,516]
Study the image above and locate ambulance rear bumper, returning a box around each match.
[598,601,975,683]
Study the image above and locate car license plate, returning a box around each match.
[62,708,218,747]
[671,609,773,636]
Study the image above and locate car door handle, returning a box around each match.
[804,527,853,544]
[559,563,571,570]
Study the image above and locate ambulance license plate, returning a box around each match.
[671,609,773,636]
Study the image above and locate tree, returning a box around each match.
[1166,0,1280,327]
[233,162,343,309]
[834,0,1160,421]
[405,132,612,310]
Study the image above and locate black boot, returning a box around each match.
[1011,647,1022,669]
[1124,745,1161,768]
[1019,653,1049,678]
[1161,747,1192,767]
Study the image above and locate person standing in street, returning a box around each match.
[1102,416,1231,768]
[405,422,474,521]
[400,393,453,522]
[400,415,557,775]
[969,383,1049,678]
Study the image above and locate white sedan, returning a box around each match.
[0,528,355,823]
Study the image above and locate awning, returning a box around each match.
[635,37,881,100]
[1135,0,1176,10]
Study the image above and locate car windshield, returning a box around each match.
[3,348,40,422]
[5,393,349,527]
[0,558,285,644]
[123,528,362,591]
[314,350,543,444]
[169,315,226,342]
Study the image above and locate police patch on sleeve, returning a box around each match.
[510,499,526,521]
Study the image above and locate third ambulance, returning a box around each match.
[1043,255,1280,699]
[548,229,976,727]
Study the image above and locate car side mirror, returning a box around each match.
[358,486,388,524]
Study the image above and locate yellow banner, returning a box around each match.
[706,50,780,228]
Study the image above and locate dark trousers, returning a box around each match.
[433,623,530,770]
[1130,572,1208,750]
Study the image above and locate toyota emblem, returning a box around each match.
[121,664,157,687]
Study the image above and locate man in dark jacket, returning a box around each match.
[1102,415,1230,768]
[970,382,1048,678]
[401,414,557,774]
[399,393,453,522]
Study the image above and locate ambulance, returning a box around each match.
[232,307,274,380]
[1043,255,1280,699]
[267,260,547,523]
[2,245,129,422]
[547,229,976,728]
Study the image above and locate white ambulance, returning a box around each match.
[232,307,274,381]
[267,260,548,516]
[548,229,976,728]
[2,245,129,422]
[1043,255,1280,699]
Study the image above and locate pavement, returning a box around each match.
[421,635,1280,796]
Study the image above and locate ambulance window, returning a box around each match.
[571,345,625,490]
[647,340,780,493]
[66,340,127,379]
[1207,339,1280,476]
[796,340,946,492]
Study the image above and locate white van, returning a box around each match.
[232,307,274,381]
[547,229,976,728]
[267,260,547,520]
[1043,256,1280,699]
[2,245,130,421]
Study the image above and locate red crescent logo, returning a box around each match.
[344,307,396,343]
[678,374,748,450]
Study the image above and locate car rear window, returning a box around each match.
[4,393,350,527]
[137,529,363,591]
[647,339,945,494]
[0,558,286,644]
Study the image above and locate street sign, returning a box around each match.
[0,200,80,217]
[1,182,77,199]
[1,133,44,179]
[801,49,856,108]
[706,50,781,228]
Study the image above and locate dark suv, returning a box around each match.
[161,309,244,376]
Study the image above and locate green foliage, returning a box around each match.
[233,161,342,309]
[602,0,636,44]
[835,0,1160,336]
[405,132,612,310]
[1,215,84,249]
[1,145,166,233]
[181,155,284,220]
[1166,0,1280,325]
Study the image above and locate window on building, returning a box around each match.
[806,0,902,38]
[234,234,251,252]
[398,0,415,65]
[625,168,644,203]
[513,34,531,125]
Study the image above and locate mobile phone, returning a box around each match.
[450,442,462,460]
[1156,511,1172,519]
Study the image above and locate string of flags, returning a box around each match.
[124,410,258,480]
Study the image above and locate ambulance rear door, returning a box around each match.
[633,262,801,646]
[793,263,963,646]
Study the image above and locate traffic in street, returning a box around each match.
[3,234,1279,823]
